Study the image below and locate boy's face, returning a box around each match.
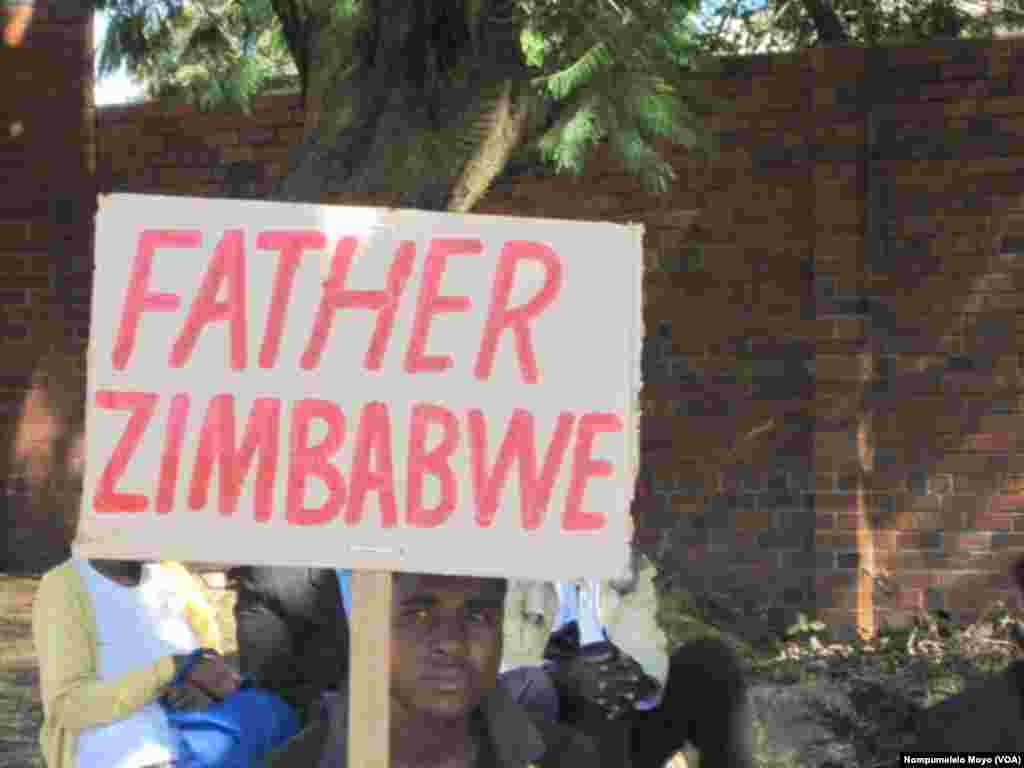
[390,573,506,722]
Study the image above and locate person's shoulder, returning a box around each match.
[263,716,330,768]
[33,561,88,637]
[36,559,80,597]
[159,561,195,581]
[159,562,214,599]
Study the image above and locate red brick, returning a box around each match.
[818,609,861,637]
[812,319,836,341]
[815,354,864,382]
[813,473,838,491]
[275,125,305,145]
[987,95,1024,116]
[966,510,1011,531]
[945,532,991,553]
[891,551,933,570]
[920,79,989,102]
[811,45,866,76]
[814,494,857,514]
[815,430,855,460]
[895,588,923,610]
[993,493,1024,515]
[955,474,995,493]
[816,531,857,550]
[221,146,256,164]
[734,508,773,530]
[900,572,940,589]
[936,453,996,474]
[895,532,938,550]
[0,221,34,249]
[0,250,49,277]
[959,433,1011,452]
[836,512,861,530]
[833,318,865,342]
[815,573,855,594]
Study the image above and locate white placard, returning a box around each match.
[76,194,643,580]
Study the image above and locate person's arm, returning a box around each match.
[232,567,305,691]
[32,569,185,731]
[232,567,347,717]
[164,562,224,652]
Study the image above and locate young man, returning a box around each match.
[234,557,754,768]
[262,571,598,768]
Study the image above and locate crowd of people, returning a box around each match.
[231,554,754,768]
[32,547,756,768]
[33,547,1024,766]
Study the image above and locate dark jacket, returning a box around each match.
[228,566,348,722]
[263,683,600,768]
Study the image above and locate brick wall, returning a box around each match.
[1,0,94,570]
[9,17,1024,640]
[486,42,1024,640]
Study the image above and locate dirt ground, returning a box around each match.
[0,572,237,768]
[0,576,44,768]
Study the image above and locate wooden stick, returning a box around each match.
[346,570,393,768]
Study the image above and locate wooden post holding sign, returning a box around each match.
[82,194,643,766]
[349,570,392,768]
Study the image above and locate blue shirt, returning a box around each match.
[552,581,607,644]
[335,569,352,617]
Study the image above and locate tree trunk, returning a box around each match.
[271,4,535,762]
[1,0,533,569]
[800,0,850,43]
[277,0,533,213]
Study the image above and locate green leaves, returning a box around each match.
[785,612,828,640]
[519,25,550,68]
[541,42,615,101]
[95,0,718,197]
[183,17,231,58]
[538,98,601,174]
[694,0,1024,53]
[97,0,299,111]
[522,0,716,195]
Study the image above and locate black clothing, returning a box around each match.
[233,566,754,767]
[523,638,753,768]
[228,566,348,722]
[263,685,600,768]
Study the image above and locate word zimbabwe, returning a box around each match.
[93,391,622,532]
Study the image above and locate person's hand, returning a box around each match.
[183,653,242,701]
[163,682,215,712]
[547,640,660,720]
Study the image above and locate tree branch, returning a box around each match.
[448,81,531,212]
[269,0,311,101]
[800,0,850,43]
